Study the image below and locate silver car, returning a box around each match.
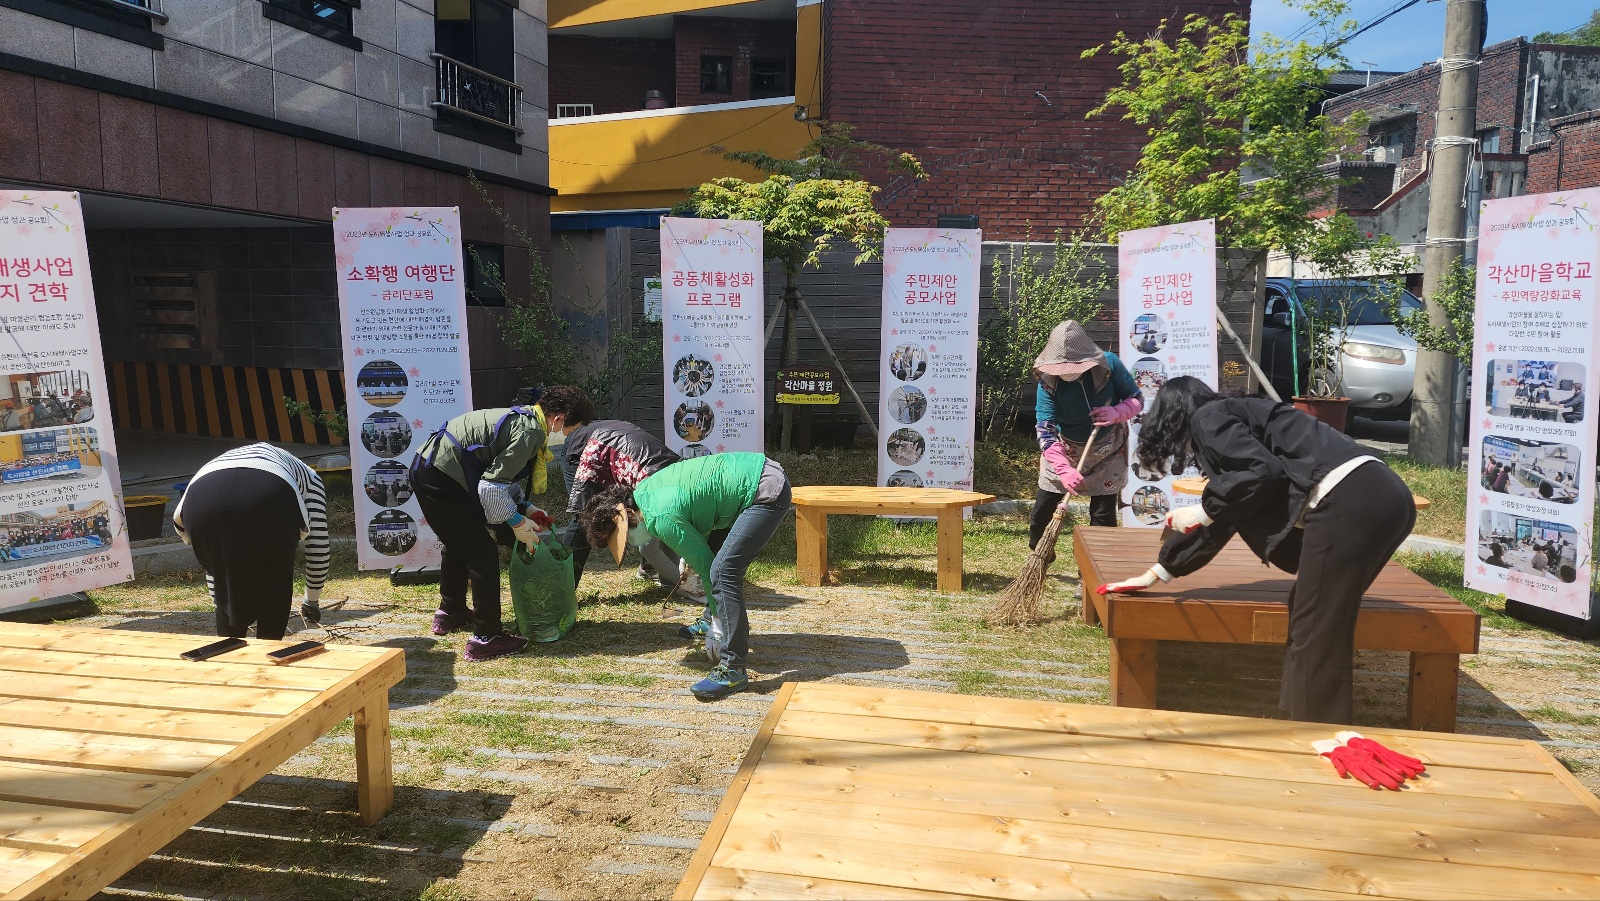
[1261,279,1421,419]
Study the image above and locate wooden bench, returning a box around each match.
[1073,526,1479,732]
[676,682,1600,900]
[791,487,995,593]
[0,622,405,900]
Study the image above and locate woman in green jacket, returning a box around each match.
[583,452,790,700]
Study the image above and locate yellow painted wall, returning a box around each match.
[550,0,767,29]
[0,435,18,465]
[548,2,823,212]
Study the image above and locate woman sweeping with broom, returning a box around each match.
[1030,320,1143,541]
[1097,377,1415,725]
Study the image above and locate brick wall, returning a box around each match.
[673,16,795,107]
[549,35,676,115]
[1528,110,1600,194]
[1326,39,1528,185]
[821,0,1248,241]
[1322,160,1398,212]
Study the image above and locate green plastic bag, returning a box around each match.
[509,538,577,642]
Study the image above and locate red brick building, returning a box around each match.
[820,0,1248,240]
[1528,110,1600,194]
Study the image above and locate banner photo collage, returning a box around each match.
[334,207,474,571]
[877,228,982,493]
[0,190,133,605]
[1465,189,1600,620]
[659,217,765,456]
[1118,220,1219,528]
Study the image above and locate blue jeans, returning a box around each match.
[707,479,791,670]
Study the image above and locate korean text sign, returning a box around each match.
[0,190,133,605]
[877,228,982,492]
[659,218,764,455]
[1118,220,1218,528]
[334,207,473,571]
[1466,190,1600,619]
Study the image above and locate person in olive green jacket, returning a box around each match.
[582,452,790,700]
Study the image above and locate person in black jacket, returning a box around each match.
[1098,377,1416,725]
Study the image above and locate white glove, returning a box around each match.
[1165,504,1213,534]
[1096,566,1170,594]
[510,517,542,551]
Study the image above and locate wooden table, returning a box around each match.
[1073,526,1480,732]
[791,487,994,593]
[676,682,1600,900]
[0,622,406,900]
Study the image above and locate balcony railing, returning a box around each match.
[98,0,168,22]
[431,53,524,135]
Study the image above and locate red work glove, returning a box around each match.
[1338,732,1426,780]
[1313,738,1405,791]
[1042,444,1084,493]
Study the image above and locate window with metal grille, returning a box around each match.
[700,55,733,95]
[556,104,595,119]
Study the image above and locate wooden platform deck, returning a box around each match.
[1073,526,1480,731]
[676,682,1600,900]
[791,487,994,593]
[0,622,405,900]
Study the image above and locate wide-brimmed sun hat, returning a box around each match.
[1034,320,1108,380]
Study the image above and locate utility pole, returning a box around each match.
[1409,0,1483,467]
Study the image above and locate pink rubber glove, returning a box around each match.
[1042,444,1083,493]
[1090,396,1144,426]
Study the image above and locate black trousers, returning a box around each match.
[412,462,511,638]
[184,468,302,640]
[1029,491,1117,548]
[1282,462,1416,724]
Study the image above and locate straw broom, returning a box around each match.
[988,426,1100,627]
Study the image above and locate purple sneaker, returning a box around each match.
[465,631,528,662]
[431,610,473,636]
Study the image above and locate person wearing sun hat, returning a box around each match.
[1031,320,1142,544]
[580,452,790,700]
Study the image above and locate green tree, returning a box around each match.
[1535,11,1600,46]
[675,123,924,449]
[466,174,661,415]
[977,233,1110,438]
[1084,0,1367,265]
[1387,258,1475,360]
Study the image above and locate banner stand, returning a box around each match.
[1506,599,1600,639]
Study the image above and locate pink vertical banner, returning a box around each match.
[1118,219,1218,528]
[1466,189,1600,619]
[659,217,764,455]
[0,190,133,604]
[334,207,473,571]
[877,228,982,492]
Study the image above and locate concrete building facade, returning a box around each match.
[0,0,553,444]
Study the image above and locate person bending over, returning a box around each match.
[582,453,789,700]
[1098,377,1415,725]
[174,443,330,640]
[411,386,594,661]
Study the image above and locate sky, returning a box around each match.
[1250,0,1592,72]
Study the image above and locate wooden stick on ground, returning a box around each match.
[988,426,1100,627]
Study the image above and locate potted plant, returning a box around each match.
[1295,289,1356,431]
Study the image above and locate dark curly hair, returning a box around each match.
[535,385,595,427]
[1135,376,1225,478]
[581,485,638,550]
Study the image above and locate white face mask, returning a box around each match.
[627,520,652,547]
[545,426,566,449]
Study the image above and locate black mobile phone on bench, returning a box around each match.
[181,637,247,661]
[267,640,326,664]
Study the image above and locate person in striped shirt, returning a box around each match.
[174,443,330,640]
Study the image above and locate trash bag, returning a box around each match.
[509,538,576,642]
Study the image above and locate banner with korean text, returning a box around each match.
[1118,220,1218,528]
[1466,190,1600,620]
[877,228,982,492]
[334,207,473,571]
[659,217,764,455]
[0,190,133,606]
